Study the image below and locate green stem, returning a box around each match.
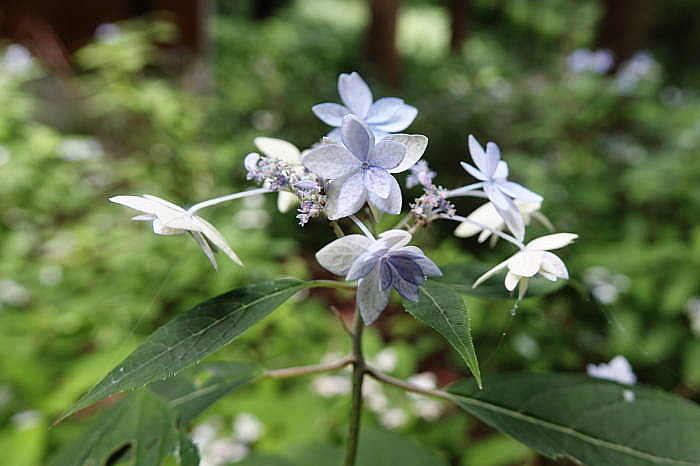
[307,280,357,290]
[265,356,354,379]
[344,312,365,466]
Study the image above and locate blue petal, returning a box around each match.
[365,97,405,124]
[393,246,442,277]
[341,115,374,161]
[392,276,421,302]
[468,135,489,174]
[496,180,543,203]
[325,171,367,220]
[346,250,380,281]
[357,267,391,324]
[370,104,418,133]
[461,161,488,181]
[387,254,426,286]
[368,140,405,170]
[484,142,501,177]
[364,166,393,199]
[338,72,373,118]
[312,103,350,126]
[484,182,511,210]
[379,258,394,291]
[367,173,402,214]
[302,144,362,179]
[493,199,525,241]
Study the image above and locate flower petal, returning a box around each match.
[365,97,404,124]
[364,167,393,199]
[357,267,391,324]
[493,199,525,241]
[526,233,578,251]
[496,180,543,203]
[493,160,509,179]
[346,250,381,281]
[379,258,394,291]
[312,103,350,127]
[341,115,374,160]
[392,276,421,301]
[504,271,519,291]
[507,250,542,277]
[387,255,426,286]
[392,246,442,277]
[338,72,373,118]
[484,142,501,177]
[190,231,218,270]
[315,234,372,276]
[368,140,405,170]
[473,258,509,288]
[539,251,569,279]
[370,104,418,133]
[277,191,298,213]
[254,137,301,164]
[385,134,428,173]
[460,162,488,181]
[326,127,342,142]
[301,144,362,179]
[325,172,367,220]
[468,135,489,174]
[367,174,402,215]
[376,229,412,249]
[194,216,244,266]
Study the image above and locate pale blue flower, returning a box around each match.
[313,72,418,140]
[303,115,426,220]
[461,135,542,240]
[316,230,442,324]
[568,49,614,74]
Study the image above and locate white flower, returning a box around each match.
[412,398,443,421]
[454,200,552,245]
[473,233,578,299]
[253,137,303,213]
[380,408,408,428]
[587,355,637,385]
[232,413,264,444]
[109,194,243,269]
[372,348,398,372]
[311,375,352,397]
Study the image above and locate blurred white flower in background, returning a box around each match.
[232,195,270,229]
[232,413,264,444]
[312,375,352,397]
[57,137,104,161]
[685,298,700,335]
[0,145,11,166]
[192,415,264,466]
[371,348,398,372]
[0,279,31,307]
[568,48,614,74]
[587,355,637,385]
[407,372,444,420]
[616,52,657,94]
[584,266,631,305]
[380,408,408,429]
[95,23,122,43]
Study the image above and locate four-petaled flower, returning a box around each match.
[302,115,425,220]
[109,194,243,269]
[461,135,543,241]
[316,230,442,324]
[313,72,418,140]
[454,200,551,245]
[473,233,577,299]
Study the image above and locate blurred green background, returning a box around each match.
[1,0,700,464]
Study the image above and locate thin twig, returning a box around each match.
[265,356,354,379]
[365,367,456,403]
[344,312,365,466]
[331,305,354,336]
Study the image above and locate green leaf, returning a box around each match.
[449,373,700,466]
[435,262,564,299]
[176,432,199,466]
[50,389,177,466]
[356,426,449,466]
[151,361,262,426]
[58,279,307,423]
[403,280,481,388]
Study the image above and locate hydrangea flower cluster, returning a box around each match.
[110,71,577,322]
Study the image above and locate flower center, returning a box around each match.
[361,162,369,170]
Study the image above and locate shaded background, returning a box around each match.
[1,0,700,464]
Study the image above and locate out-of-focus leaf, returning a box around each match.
[463,434,533,466]
[449,373,700,466]
[176,432,199,466]
[435,262,564,299]
[0,412,47,466]
[151,361,262,426]
[58,279,307,423]
[50,389,177,466]
[356,426,449,466]
[403,280,481,388]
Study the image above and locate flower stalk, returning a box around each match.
[344,311,366,466]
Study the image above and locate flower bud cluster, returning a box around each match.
[409,184,456,232]
[244,153,326,226]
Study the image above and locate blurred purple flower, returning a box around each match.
[303,115,422,219]
[313,72,418,140]
[316,230,442,324]
[568,48,614,74]
[460,135,542,240]
[406,160,436,189]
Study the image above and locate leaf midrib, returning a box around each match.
[452,393,698,465]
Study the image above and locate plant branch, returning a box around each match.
[366,367,456,403]
[308,280,358,290]
[344,311,365,466]
[265,356,354,379]
[440,214,525,249]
